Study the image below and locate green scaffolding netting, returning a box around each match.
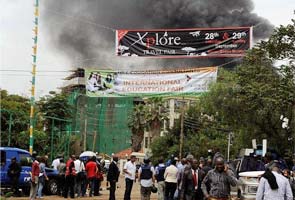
[72,95,134,155]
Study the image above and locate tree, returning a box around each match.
[201,19,295,154]
[145,97,168,140]
[37,91,73,130]
[151,18,295,159]
[0,90,30,146]
[128,104,147,152]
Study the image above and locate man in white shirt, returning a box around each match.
[164,159,178,200]
[123,155,137,200]
[74,157,85,197]
[51,155,61,170]
[256,161,293,200]
[138,158,155,200]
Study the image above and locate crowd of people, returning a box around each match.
[6,150,295,200]
[123,154,238,200]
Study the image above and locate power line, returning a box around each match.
[0,69,72,72]
[1,74,69,77]
[43,7,116,32]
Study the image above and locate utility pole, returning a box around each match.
[179,97,185,159]
[29,0,40,154]
[84,118,87,151]
[92,131,97,152]
[227,132,232,161]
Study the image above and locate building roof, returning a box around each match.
[114,148,143,159]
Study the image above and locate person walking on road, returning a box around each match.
[7,157,21,196]
[64,155,77,199]
[74,156,85,198]
[155,158,166,200]
[85,156,98,197]
[57,158,66,196]
[37,156,49,198]
[256,161,293,200]
[201,156,237,200]
[107,156,120,200]
[192,159,206,200]
[138,158,155,200]
[123,155,137,200]
[30,156,40,200]
[164,159,178,200]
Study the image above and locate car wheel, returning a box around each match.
[46,179,58,195]
[22,187,30,196]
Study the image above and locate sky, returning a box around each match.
[1,0,294,99]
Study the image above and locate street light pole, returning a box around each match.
[29,0,40,154]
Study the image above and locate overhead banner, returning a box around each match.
[85,67,218,97]
[116,27,252,58]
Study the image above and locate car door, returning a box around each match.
[0,150,8,186]
[18,152,33,186]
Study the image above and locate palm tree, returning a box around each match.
[145,97,168,140]
[128,104,147,152]
[128,98,168,152]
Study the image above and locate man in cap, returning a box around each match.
[256,161,293,200]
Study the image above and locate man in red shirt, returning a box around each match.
[64,155,76,198]
[30,156,40,200]
[85,156,98,197]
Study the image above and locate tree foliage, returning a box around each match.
[37,91,73,130]
[151,18,295,160]
[128,104,147,152]
[1,90,30,146]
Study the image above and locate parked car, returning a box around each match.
[237,171,264,200]
[0,147,59,195]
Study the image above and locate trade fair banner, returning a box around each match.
[116,27,252,58]
[85,67,218,97]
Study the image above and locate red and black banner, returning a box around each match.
[116,27,252,58]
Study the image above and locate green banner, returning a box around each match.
[85,67,218,97]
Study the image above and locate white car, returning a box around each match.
[237,171,264,200]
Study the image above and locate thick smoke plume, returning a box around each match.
[43,0,274,70]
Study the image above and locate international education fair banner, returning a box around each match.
[116,27,252,58]
[85,67,218,97]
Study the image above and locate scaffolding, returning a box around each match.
[72,95,134,155]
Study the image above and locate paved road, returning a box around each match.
[3,175,158,200]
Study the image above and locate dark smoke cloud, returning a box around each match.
[42,0,274,70]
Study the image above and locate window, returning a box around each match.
[1,151,6,167]
[19,153,33,166]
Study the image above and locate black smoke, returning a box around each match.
[42,0,274,69]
